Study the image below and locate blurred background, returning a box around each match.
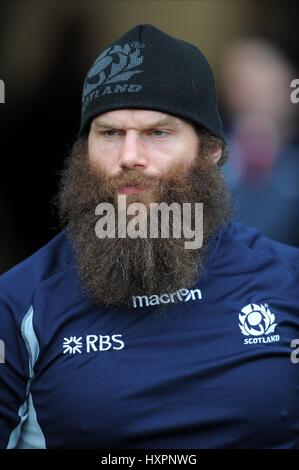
[0,0,299,273]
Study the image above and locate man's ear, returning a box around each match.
[209,144,222,165]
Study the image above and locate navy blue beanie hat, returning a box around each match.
[79,24,225,142]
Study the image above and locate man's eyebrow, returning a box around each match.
[93,120,115,128]
[143,117,179,128]
[93,116,178,129]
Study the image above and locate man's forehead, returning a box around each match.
[92,109,182,128]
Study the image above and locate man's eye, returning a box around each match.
[151,130,167,137]
[101,130,119,137]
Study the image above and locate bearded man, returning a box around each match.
[1,24,299,449]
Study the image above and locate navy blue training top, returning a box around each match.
[0,221,299,449]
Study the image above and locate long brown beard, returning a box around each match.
[57,138,232,306]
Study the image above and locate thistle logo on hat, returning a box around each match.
[79,24,225,143]
[82,41,146,113]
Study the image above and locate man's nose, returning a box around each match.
[118,131,147,170]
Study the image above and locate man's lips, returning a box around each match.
[117,186,148,195]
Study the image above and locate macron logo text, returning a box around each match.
[132,288,202,309]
